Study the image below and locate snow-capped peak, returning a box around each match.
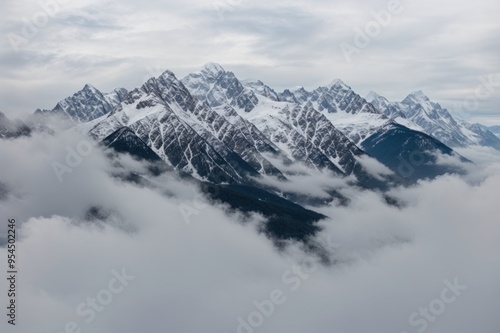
[406,90,430,102]
[34,83,116,124]
[104,88,128,108]
[83,84,100,94]
[242,79,280,101]
[366,91,384,103]
[242,79,264,85]
[182,64,259,112]
[291,86,306,92]
[327,78,349,89]
[200,62,225,77]
[158,69,177,80]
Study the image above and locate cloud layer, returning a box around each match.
[0,128,499,332]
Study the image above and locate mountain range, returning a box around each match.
[479,124,500,138]
[2,63,498,240]
[4,63,496,182]
[367,91,500,150]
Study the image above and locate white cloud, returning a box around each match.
[355,154,394,180]
[0,127,500,332]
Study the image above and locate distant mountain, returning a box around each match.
[279,81,420,146]
[104,88,129,107]
[278,79,379,115]
[0,111,32,139]
[457,121,500,150]
[275,80,466,185]
[478,124,500,138]
[362,123,470,181]
[488,125,500,135]
[366,91,406,119]
[35,84,128,124]
[242,79,281,101]
[367,91,500,150]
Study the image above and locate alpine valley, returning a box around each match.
[3,63,498,243]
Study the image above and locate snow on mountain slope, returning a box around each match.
[366,92,406,119]
[239,97,346,175]
[305,91,422,145]
[272,87,423,146]
[241,75,470,185]
[242,79,280,101]
[368,90,500,150]
[213,105,289,158]
[279,79,379,115]
[477,124,500,137]
[399,91,472,147]
[181,63,259,112]
[181,65,392,187]
[275,80,409,145]
[320,112,389,145]
[269,84,470,183]
[104,88,129,107]
[35,84,128,124]
[34,62,476,188]
[486,125,500,137]
[234,96,394,189]
[83,70,288,182]
[457,120,500,149]
[362,122,470,181]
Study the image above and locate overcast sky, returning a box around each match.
[1,0,499,124]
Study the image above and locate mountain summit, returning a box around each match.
[369,91,500,149]
[182,63,259,112]
[35,84,128,124]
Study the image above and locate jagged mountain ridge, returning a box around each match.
[181,63,259,112]
[278,79,379,115]
[31,63,477,191]
[488,125,500,135]
[271,86,472,181]
[56,66,394,189]
[81,70,289,184]
[367,91,500,150]
[182,66,396,189]
[479,124,500,138]
[235,98,387,184]
[35,84,128,124]
[271,80,420,146]
[362,122,470,181]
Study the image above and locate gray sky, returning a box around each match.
[1,0,499,124]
